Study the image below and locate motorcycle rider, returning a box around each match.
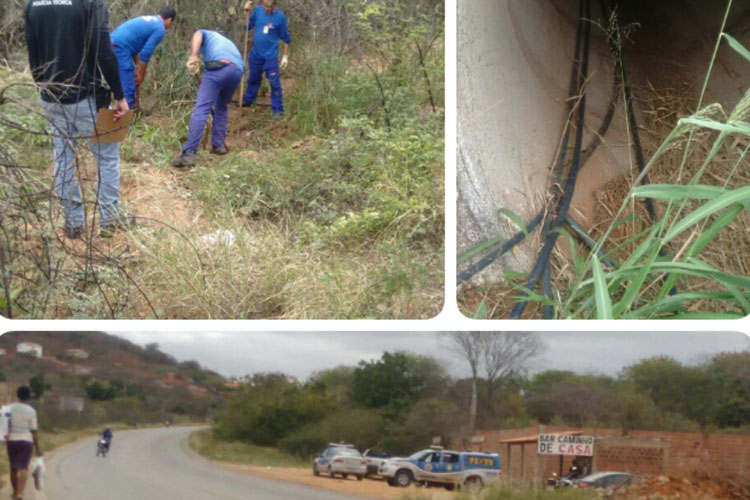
[101,426,113,452]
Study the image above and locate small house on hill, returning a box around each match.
[16,342,42,358]
[65,348,89,360]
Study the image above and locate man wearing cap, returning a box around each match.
[111,6,177,110]
[172,30,245,167]
[241,0,291,120]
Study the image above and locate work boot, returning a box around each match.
[100,214,136,238]
[64,224,82,239]
[172,150,196,168]
[210,145,228,155]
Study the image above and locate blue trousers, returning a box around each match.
[41,97,122,228]
[182,64,243,153]
[113,45,137,109]
[242,53,283,115]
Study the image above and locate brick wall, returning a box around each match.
[476,426,750,481]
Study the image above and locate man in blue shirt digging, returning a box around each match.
[111,6,176,110]
[241,0,291,120]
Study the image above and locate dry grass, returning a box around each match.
[591,82,750,314]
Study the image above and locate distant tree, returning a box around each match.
[0,370,5,382]
[446,332,482,431]
[481,332,544,418]
[215,373,334,446]
[623,356,720,428]
[308,365,356,403]
[447,332,543,430]
[86,380,116,401]
[526,371,622,427]
[350,351,428,417]
[29,374,50,399]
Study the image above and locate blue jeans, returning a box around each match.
[113,44,137,109]
[41,97,121,228]
[242,53,283,115]
[182,65,243,153]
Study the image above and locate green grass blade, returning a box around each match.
[473,301,488,319]
[658,203,744,296]
[592,254,613,319]
[678,117,750,135]
[457,236,503,264]
[722,33,750,63]
[498,208,529,237]
[632,184,727,201]
[612,245,660,316]
[663,187,750,243]
[622,291,736,319]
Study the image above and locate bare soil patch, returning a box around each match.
[218,464,455,500]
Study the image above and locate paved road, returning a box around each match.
[17,427,366,500]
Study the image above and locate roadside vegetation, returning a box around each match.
[204,343,750,464]
[0,0,444,319]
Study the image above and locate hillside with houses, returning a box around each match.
[0,332,230,429]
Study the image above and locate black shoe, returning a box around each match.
[172,150,196,168]
[210,145,228,155]
[64,224,82,239]
[100,215,136,238]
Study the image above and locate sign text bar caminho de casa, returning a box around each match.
[537,434,594,456]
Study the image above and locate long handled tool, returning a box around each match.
[239,1,252,115]
[194,72,214,151]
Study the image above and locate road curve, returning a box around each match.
[19,427,367,500]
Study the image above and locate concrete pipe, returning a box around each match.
[457,0,750,285]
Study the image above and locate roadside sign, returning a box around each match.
[537,434,594,456]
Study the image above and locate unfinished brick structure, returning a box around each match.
[474,426,749,484]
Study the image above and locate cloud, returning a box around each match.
[111,331,749,380]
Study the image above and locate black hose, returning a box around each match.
[457,0,590,286]
[510,0,592,319]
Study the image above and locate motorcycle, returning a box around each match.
[546,466,582,489]
[96,438,110,457]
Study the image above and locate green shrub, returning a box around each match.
[279,408,385,457]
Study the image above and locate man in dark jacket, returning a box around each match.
[24,0,134,239]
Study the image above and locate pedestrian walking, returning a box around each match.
[173,30,245,167]
[4,386,43,500]
[24,0,134,238]
[241,0,291,120]
[111,6,177,110]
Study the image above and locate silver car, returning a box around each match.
[313,444,367,480]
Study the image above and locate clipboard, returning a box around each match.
[91,109,134,143]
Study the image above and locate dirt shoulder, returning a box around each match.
[215,463,455,500]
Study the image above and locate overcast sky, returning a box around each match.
[111,331,749,380]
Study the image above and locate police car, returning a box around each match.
[379,446,501,491]
[312,443,367,480]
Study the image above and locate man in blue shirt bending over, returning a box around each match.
[172,30,245,167]
[111,6,176,110]
[241,0,291,120]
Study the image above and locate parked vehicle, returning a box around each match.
[363,449,391,476]
[574,472,640,490]
[313,443,367,480]
[379,446,501,491]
